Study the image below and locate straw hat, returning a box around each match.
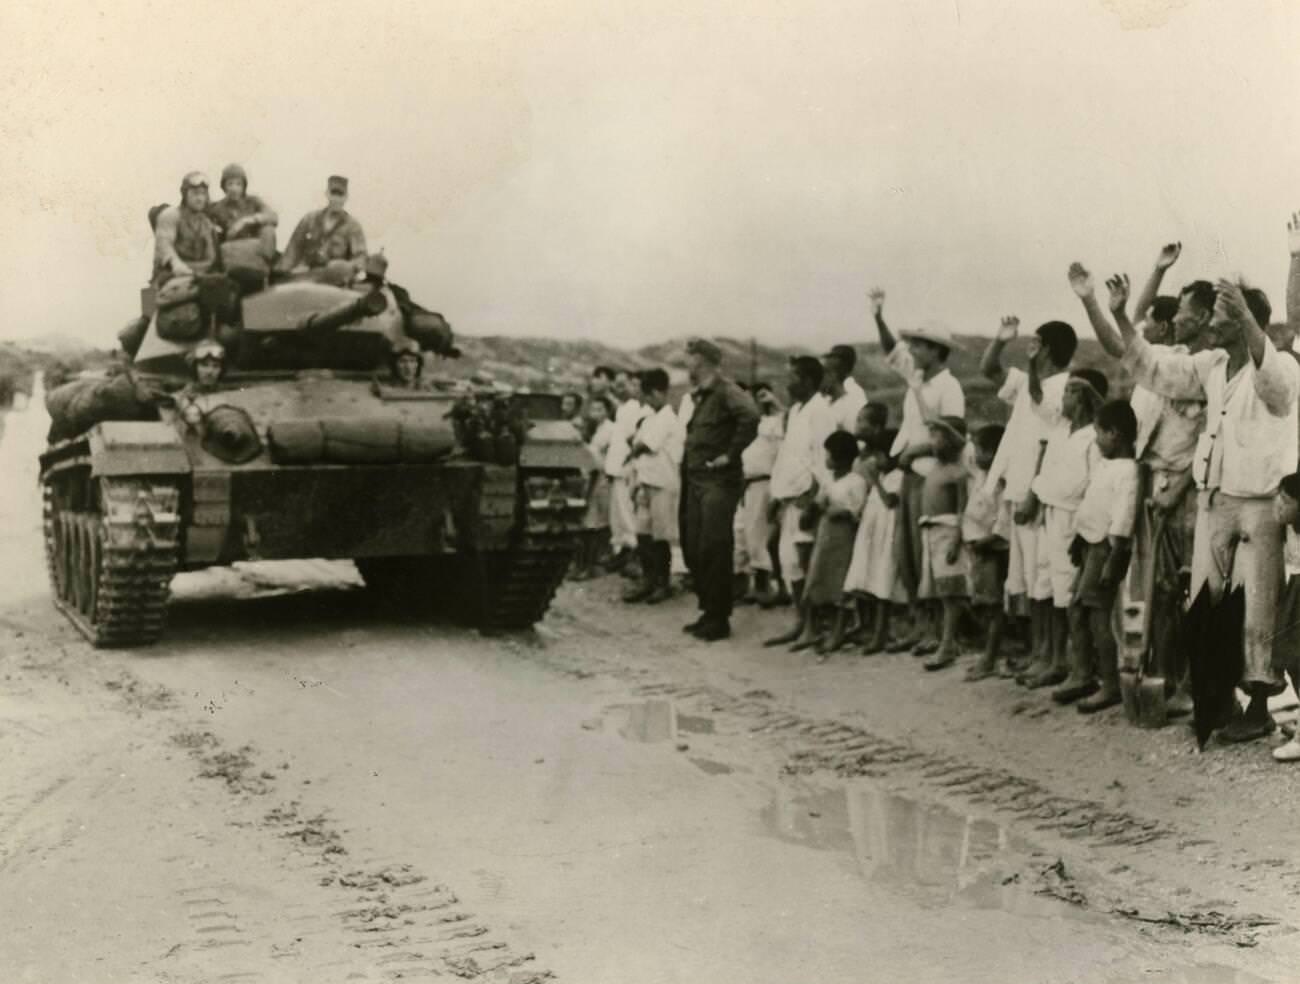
[899,321,961,352]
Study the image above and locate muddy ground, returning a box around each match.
[2,393,1299,984]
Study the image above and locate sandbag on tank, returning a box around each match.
[155,276,204,342]
[220,239,269,294]
[45,372,159,443]
[398,422,456,462]
[267,420,325,464]
[321,417,403,463]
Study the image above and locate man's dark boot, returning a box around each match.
[1219,689,1277,743]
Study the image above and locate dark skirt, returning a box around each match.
[805,514,858,607]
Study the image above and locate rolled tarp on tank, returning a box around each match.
[44,372,160,443]
[267,417,456,465]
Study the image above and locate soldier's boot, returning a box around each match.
[622,537,657,603]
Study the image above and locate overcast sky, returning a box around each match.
[2,0,1298,351]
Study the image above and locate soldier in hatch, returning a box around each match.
[388,338,427,390]
[207,163,278,261]
[278,174,368,285]
[152,172,220,286]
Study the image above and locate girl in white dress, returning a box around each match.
[843,430,907,653]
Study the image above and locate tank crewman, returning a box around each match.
[207,163,278,261]
[277,174,368,285]
[152,172,220,286]
[388,337,426,389]
[175,340,227,429]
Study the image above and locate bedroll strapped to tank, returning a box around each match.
[267,417,457,465]
[45,372,161,443]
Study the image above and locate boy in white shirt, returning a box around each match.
[1055,401,1139,712]
[625,368,683,605]
[1022,369,1108,689]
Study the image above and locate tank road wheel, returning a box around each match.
[42,473,182,648]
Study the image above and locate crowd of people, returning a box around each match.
[563,212,1300,765]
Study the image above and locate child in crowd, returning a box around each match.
[797,430,868,655]
[1020,369,1108,689]
[963,424,1010,681]
[560,391,585,432]
[843,427,905,653]
[624,368,683,604]
[737,381,786,604]
[1271,472,1300,762]
[916,416,970,671]
[573,395,617,580]
[1056,400,1138,713]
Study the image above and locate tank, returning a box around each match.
[38,275,594,646]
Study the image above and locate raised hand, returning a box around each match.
[1105,273,1131,316]
[1155,242,1182,270]
[1067,262,1094,298]
[867,287,886,316]
[997,316,1019,342]
[1215,279,1252,325]
[1289,212,1300,257]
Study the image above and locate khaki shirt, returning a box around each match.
[279,207,367,271]
[153,205,218,281]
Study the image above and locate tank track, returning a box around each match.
[43,474,182,647]
[472,531,581,632]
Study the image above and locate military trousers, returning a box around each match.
[683,470,743,624]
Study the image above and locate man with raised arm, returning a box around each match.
[1117,240,1299,747]
[978,315,1076,683]
[1069,256,1208,716]
[870,287,965,655]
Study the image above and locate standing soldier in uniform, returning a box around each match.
[278,175,368,284]
[152,171,220,285]
[681,338,760,641]
[207,163,278,262]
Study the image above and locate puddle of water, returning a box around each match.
[760,779,1094,922]
[611,699,716,743]
[1107,965,1274,984]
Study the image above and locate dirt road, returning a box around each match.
[2,395,1298,983]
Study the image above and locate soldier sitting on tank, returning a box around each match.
[388,338,427,390]
[207,163,278,262]
[277,174,367,286]
[152,172,220,287]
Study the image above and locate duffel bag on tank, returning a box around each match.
[44,372,158,443]
[154,276,203,342]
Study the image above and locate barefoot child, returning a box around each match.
[918,416,970,671]
[1056,400,1138,713]
[843,428,905,653]
[799,430,869,654]
[963,424,1010,680]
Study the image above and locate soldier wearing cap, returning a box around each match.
[207,163,278,261]
[681,337,760,641]
[152,171,220,285]
[278,175,368,284]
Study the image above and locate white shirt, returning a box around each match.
[818,470,869,517]
[742,411,785,479]
[1031,422,1099,512]
[1127,336,1300,497]
[604,398,651,478]
[826,385,867,436]
[631,404,683,490]
[770,394,836,500]
[985,368,1066,503]
[1073,458,1139,544]
[885,345,965,475]
[587,418,614,471]
[1127,341,1204,473]
[845,376,866,404]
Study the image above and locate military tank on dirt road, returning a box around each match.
[39,269,593,647]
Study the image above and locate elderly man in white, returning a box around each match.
[1122,273,1298,746]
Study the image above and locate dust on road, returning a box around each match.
[1,396,1297,983]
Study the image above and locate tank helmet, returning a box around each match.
[220,163,247,190]
[391,338,421,359]
[180,171,209,196]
